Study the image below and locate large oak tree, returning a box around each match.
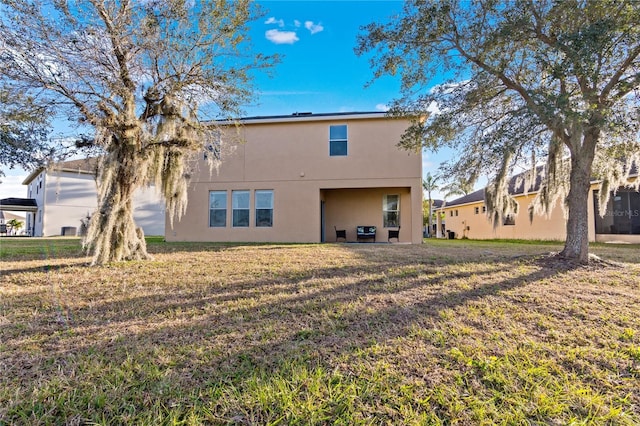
[1,0,275,264]
[358,0,640,263]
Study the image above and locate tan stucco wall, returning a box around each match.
[167,114,423,243]
[441,194,569,241]
[440,185,640,243]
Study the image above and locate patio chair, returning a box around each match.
[388,226,401,242]
[334,226,346,242]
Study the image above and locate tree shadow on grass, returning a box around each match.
[2,244,637,423]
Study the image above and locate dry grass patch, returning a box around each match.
[1,238,639,424]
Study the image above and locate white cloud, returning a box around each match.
[304,21,324,35]
[294,20,301,28]
[265,17,285,27]
[375,103,389,112]
[265,29,299,45]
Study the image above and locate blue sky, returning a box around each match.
[1,0,451,200]
[243,0,405,116]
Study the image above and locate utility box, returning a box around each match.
[61,226,77,236]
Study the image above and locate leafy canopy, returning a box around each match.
[358,0,640,262]
[1,0,276,264]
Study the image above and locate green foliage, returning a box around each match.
[6,218,22,233]
[357,0,640,262]
[0,0,276,264]
[0,88,51,178]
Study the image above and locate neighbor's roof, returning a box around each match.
[441,162,638,209]
[0,210,26,220]
[442,167,546,208]
[23,157,98,185]
[431,199,445,208]
[0,198,38,212]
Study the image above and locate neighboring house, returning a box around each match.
[167,112,423,244]
[21,158,165,237]
[438,171,639,243]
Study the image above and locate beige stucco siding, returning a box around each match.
[167,114,423,244]
[443,194,569,240]
[440,185,640,243]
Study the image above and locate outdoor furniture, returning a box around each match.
[388,226,401,242]
[334,226,346,242]
[356,225,376,242]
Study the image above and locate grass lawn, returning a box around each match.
[1,237,639,425]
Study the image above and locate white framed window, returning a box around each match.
[383,194,400,227]
[209,191,227,227]
[255,190,274,227]
[329,124,348,156]
[232,190,250,227]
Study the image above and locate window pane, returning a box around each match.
[383,211,399,228]
[255,190,273,209]
[232,191,250,209]
[595,189,640,234]
[329,125,347,140]
[256,209,273,227]
[384,195,399,210]
[209,191,227,228]
[209,209,226,227]
[233,209,249,227]
[209,191,226,209]
[330,140,348,156]
[383,195,400,227]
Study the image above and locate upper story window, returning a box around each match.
[329,125,348,156]
[209,191,227,227]
[232,190,250,227]
[255,190,274,227]
[204,132,221,161]
[383,194,400,227]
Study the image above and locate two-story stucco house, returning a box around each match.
[22,158,165,237]
[166,112,423,244]
[438,171,639,243]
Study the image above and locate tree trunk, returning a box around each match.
[559,132,597,264]
[427,191,432,237]
[84,146,150,265]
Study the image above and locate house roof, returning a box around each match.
[219,111,391,125]
[0,198,38,212]
[23,157,98,185]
